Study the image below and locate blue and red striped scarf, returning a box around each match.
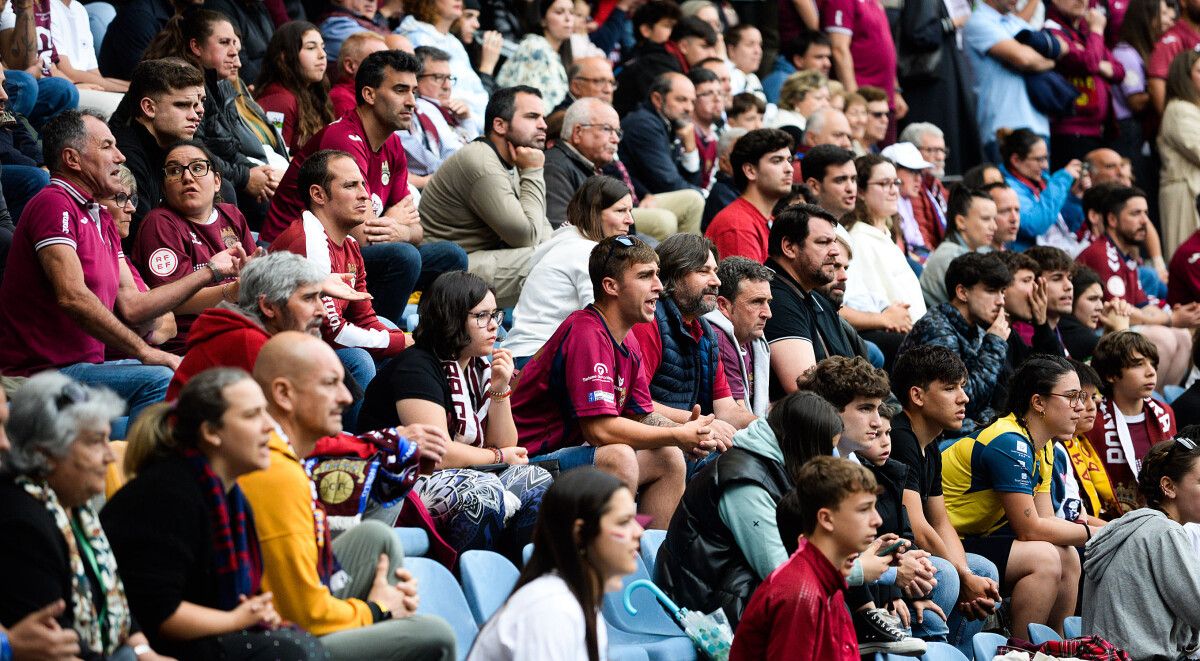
[182,448,263,610]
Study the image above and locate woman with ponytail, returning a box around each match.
[469,467,643,661]
[940,355,1099,639]
[101,368,327,661]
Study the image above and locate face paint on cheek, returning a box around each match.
[608,529,632,543]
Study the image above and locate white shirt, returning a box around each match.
[843,221,927,323]
[469,574,609,661]
[1,0,96,72]
[502,225,597,358]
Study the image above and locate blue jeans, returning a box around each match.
[359,241,469,326]
[4,71,78,128]
[913,553,1000,655]
[532,444,598,472]
[865,340,885,368]
[2,164,49,222]
[59,359,172,426]
[336,347,394,433]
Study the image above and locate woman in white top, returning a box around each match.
[842,154,927,333]
[496,0,575,110]
[765,70,829,132]
[469,467,645,661]
[503,176,635,363]
[398,0,490,118]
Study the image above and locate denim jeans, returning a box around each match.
[910,555,956,640]
[359,241,468,326]
[59,359,172,426]
[912,553,1000,655]
[2,164,49,222]
[4,71,79,128]
[336,348,395,433]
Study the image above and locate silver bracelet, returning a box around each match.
[207,261,222,284]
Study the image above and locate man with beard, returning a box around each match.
[823,235,883,368]
[1075,186,1199,390]
[630,235,760,471]
[705,128,794,263]
[420,85,552,307]
[620,72,704,197]
[762,203,860,399]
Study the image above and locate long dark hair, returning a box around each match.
[567,176,631,242]
[1120,0,1165,61]
[506,467,624,661]
[767,391,843,483]
[255,21,334,147]
[143,8,233,71]
[997,127,1044,172]
[1004,354,1076,422]
[412,271,492,360]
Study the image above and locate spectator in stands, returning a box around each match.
[611,3,695,114]
[1045,0,1124,168]
[942,355,1095,638]
[400,46,477,187]
[727,92,764,130]
[255,21,335,153]
[1053,360,1121,522]
[496,0,574,110]
[984,181,1022,250]
[898,252,1012,432]
[318,0,391,65]
[1025,245,1077,342]
[726,24,763,98]
[704,256,773,417]
[1168,224,1200,306]
[761,31,831,103]
[1085,330,1178,514]
[554,56,617,114]
[0,110,248,421]
[964,163,1006,189]
[271,149,410,428]
[131,141,257,354]
[1076,185,1198,388]
[0,1,79,129]
[544,98,623,227]
[899,124,952,245]
[329,31,387,117]
[265,49,468,324]
[111,58,206,228]
[705,128,793,263]
[842,154,926,344]
[730,457,878,660]
[921,187,998,306]
[1061,265,1132,361]
[0,68,49,222]
[822,0,903,131]
[630,235,758,460]
[800,107,853,151]
[398,0,489,118]
[964,0,1054,161]
[469,468,644,661]
[103,368,324,660]
[620,72,703,198]
[357,271,552,554]
[1147,0,1200,113]
[881,141,936,263]
[994,250,1068,395]
[688,67,722,189]
[762,204,859,396]
[854,86,889,154]
[203,0,272,84]
[890,347,1001,654]
[510,235,710,527]
[1157,49,1200,255]
[1173,346,1200,429]
[802,144,857,218]
[1082,434,1200,659]
[420,85,551,307]
[701,126,746,230]
[98,0,185,80]
[1000,128,1083,252]
[843,92,869,155]
[504,176,633,364]
[658,390,841,626]
[0,374,171,660]
[1108,0,1161,182]
[240,332,458,660]
[767,70,828,131]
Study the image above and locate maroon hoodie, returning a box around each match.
[1044,6,1125,137]
[166,305,270,400]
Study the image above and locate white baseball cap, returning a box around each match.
[880,142,934,171]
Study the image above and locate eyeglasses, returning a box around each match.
[1046,390,1089,405]
[869,111,889,119]
[580,123,623,139]
[418,73,457,85]
[468,309,505,328]
[919,145,949,157]
[1025,154,1050,164]
[113,192,138,208]
[164,160,212,181]
[55,382,89,411]
[600,234,637,276]
[868,179,902,189]
[574,76,618,89]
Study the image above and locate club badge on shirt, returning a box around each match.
[220,226,240,249]
[381,162,391,186]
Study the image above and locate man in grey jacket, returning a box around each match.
[703,256,773,417]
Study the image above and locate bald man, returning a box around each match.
[239,332,455,661]
[330,32,390,117]
[556,56,619,112]
[802,108,853,151]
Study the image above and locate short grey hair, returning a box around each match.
[804,107,840,138]
[237,252,325,324]
[42,109,108,172]
[717,255,774,301]
[718,127,748,160]
[117,165,137,196]
[561,97,611,142]
[2,372,126,478]
[898,122,943,147]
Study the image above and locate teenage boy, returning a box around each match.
[801,144,857,219]
[730,457,878,661]
[511,235,715,527]
[890,346,1002,653]
[705,128,795,263]
[1085,330,1177,514]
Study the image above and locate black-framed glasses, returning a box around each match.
[599,235,637,276]
[418,73,457,85]
[468,309,504,328]
[573,76,618,89]
[580,123,623,139]
[164,160,212,181]
[869,110,889,119]
[55,382,89,411]
[112,192,138,208]
[1046,390,1089,406]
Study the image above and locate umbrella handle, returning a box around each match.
[623,579,683,616]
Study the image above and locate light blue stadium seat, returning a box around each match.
[1028,622,1061,644]
[919,642,970,661]
[394,527,429,557]
[1164,384,1185,404]
[602,556,685,638]
[972,631,1007,661]
[522,543,534,566]
[406,557,478,661]
[606,623,698,661]
[1063,615,1082,639]
[459,550,519,626]
[640,529,667,572]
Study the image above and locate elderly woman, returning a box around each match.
[0,373,169,660]
[768,70,830,131]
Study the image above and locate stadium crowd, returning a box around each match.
[0,0,1199,658]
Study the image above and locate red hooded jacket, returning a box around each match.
[166,305,270,400]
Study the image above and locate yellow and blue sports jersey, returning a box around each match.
[941,414,1054,537]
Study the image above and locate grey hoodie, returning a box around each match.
[1082,508,1200,660]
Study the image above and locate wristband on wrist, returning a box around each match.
[487,386,512,400]
[0,630,12,661]
[133,643,152,657]
[490,447,503,463]
[207,261,223,284]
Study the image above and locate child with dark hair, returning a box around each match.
[1084,330,1177,515]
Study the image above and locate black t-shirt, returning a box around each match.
[889,410,943,500]
[1058,314,1099,362]
[1174,383,1200,432]
[358,346,450,431]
